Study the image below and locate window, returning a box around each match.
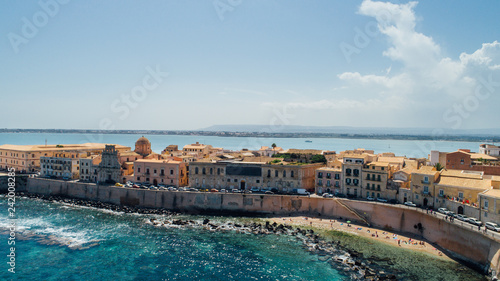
[217,168,221,175]
[283,171,286,177]
[381,167,384,171]
[234,179,238,182]
[202,168,206,175]
[137,176,140,181]
[353,179,359,186]
[334,174,340,180]
[195,167,199,174]
[458,192,464,199]
[160,169,165,176]
[346,178,351,184]
[267,170,271,177]
[318,172,323,178]
[146,168,150,174]
[367,192,370,197]
[326,180,330,187]
[275,170,278,177]
[416,195,419,199]
[171,169,174,175]
[366,183,370,188]
[138,167,141,173]
[353,169,359,177]
[326,173,331,179]
[485,200,489,209]
[153,169,157,174]
[423,186,429,194]
[377,175,381,181]
[291,171,294,178]
[346,169,351,176]
[256,180,260,183]
[227,179,230,182]
[210,168,213,175]
[318,179,323,186]
[439,189,444,196]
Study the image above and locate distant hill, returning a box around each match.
[200,124,500,136]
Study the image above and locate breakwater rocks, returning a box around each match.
[148,218,397,280]
[15,192,178,216]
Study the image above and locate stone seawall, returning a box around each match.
[19,178,500,276]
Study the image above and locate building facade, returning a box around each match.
[40,157,79,179]
[133,159,188,187]
[97,145,121,184]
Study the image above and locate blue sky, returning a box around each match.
[1,0,499,131]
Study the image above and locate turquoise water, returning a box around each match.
[0,196,487,281]
[0,132,486,158]
[0,196,346,281]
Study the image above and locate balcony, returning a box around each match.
[421,180,430,184]
[438,193,445,197]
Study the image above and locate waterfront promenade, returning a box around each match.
[4,176,498,277]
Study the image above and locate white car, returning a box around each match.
[438,208,450,215]
[366,196,375,201]
[376,198,388,203]
[404,201,416,207]
[486,222,500,232]
[467,218,483,226]
[456,214,469,221]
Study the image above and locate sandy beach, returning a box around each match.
[269,216,453,261]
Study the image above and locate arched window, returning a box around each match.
[202,168,206,175]
[267,170,271,177]
[195,167,199,174]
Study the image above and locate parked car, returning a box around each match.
[467,218,483,226]
[220,189,227,193]
[486,222,500,232]
[438,208,450,215]
[210,189,219,192]
[250,187,261,192]
[366,196,375,201]
[322,193,333,198]
[188,188,198,192]
[404,201,416,207]
[232,189,240,193]
[334,193,347,198]
[456,214,469,221]
[376,198,388,203]
[264,191,274,194]
[115,183,123,187]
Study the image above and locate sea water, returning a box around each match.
[0,196,486,281]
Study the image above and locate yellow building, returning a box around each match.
[0,143,130,173]
[434,170,491,207]
[409,166,440,208]
[362,162,394,200]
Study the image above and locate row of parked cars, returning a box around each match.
[436,207,500,231]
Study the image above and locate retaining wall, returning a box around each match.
[16,178,500,276]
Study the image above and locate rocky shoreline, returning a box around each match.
[14,192,398,280]
[148,218,398,280]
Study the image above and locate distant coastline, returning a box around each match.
[1,128,499,142]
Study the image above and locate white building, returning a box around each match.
[479,144,500,157]
[40,157,79,179]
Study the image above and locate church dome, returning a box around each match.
[134,136,152,157]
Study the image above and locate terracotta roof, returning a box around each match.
[436,177,491,190]
[481,189,500,198]
[440,169,483,179]
[135,159,182,164]
[0,143,129,152]
[413,166,438,175]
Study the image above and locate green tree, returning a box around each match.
[271,143,277,149]
[311,155,327,164]
[434,162,444,171]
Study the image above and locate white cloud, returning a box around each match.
[270,0,500,129]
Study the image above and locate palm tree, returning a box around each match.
[434,162,444,171]
[271,143,277,149]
